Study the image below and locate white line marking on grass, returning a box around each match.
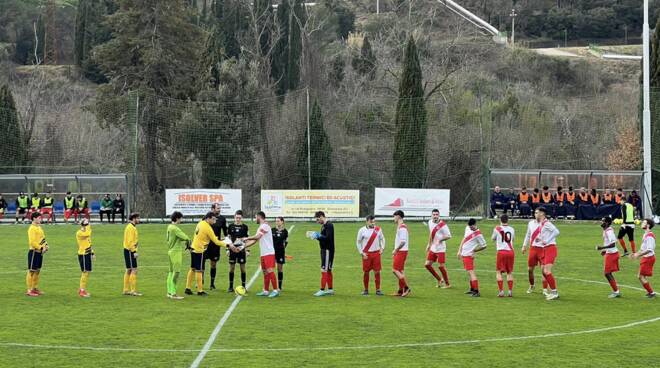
[188,225,295,368]
[2,316,659,353]
[189,266,262,368]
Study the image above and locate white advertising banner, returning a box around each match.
[261,190,360,218]
[374,188,450,217]
[165,189,242,216]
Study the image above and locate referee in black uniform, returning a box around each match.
[227,210,249,292]
[205,203,227,290]
[273,216,289,289]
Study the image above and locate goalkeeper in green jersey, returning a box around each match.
[167,211,190,300]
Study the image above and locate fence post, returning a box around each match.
[306,88,311,190]
[127,91,139,213]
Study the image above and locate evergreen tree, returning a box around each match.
[352,36,376,79]
[393,36,427,188]
[273,0,303,95]
[74,0,114,82]
[297,99,332,188]
[0,85,26,172]
[93,0,203,194]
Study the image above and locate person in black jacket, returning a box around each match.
[273,217,289,290]
[312,211,335,297]
[112,194,126,223]
[205,203,228,290]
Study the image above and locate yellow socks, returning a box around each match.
[196,272,204,293]
[26,271,33,290]
[123,272,131,293]
[186,269,194,289]
[80,272,89,290]
[129,273,137,292]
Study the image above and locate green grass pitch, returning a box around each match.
[1,220,659,367]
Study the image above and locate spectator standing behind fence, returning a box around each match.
[590,189,601,207]
[77,195,91,221]
[112,194,125,223]
[490,186,507,218]
[517,187,532,218]
[0,193,6,220]
[602,189,614,205]
[41,192,55,224]
[99,194,113,222]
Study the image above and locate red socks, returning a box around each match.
[470,279,479,291]
[321,272,327,290]
[398,277,408,290]
[363,273,381,290]
[507,280,513,291]
[643,282,654,294]
[425,264,441,281]
[439,266,450,285]
[270,272,278,290]
[608,278,618,292]
[544,273,557,290]
[618,239,628,252]
[497,280,503,291]
[327,271,333,289]
[263,272,278,291]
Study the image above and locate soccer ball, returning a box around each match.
[613,218,623,225]
[233,239,245,248]
[234,286,247,296]
[635,219,641,225]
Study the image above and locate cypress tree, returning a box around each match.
[352,35,376,79]
[297,99,332,188]
[74,0,114,83]
[393,36,427,188]
[273,0,303,95]
[0,85,26,172]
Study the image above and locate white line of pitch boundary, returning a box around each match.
[1,316,658,353]
[188,265,262,367]
[189,224,295,368]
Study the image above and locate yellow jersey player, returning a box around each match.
[26,212,48,297]
[185,212,235,296]
[123,213,141,296]
[76,219,94,297]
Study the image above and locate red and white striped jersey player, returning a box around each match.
[522,207,560,301]
[492,214,515,297]
[425,209,451,288]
